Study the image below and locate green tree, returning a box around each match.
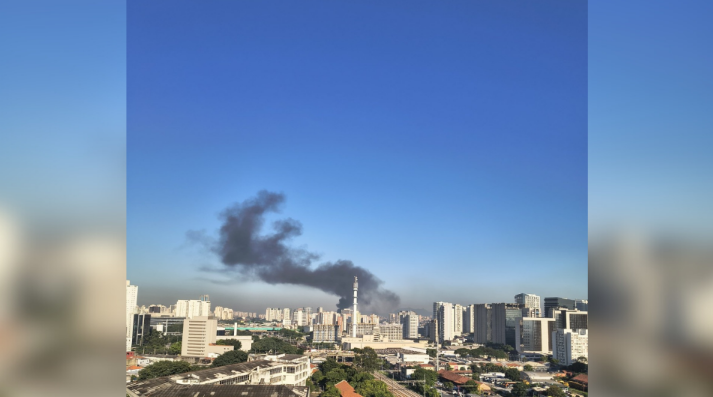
[320,358,340,374]
[216,339,242,350]
[169,342,182,355]
[305,379,318,391]
[455,348,470,357]
[325,368,348,386]
[321,385,341,397]
[211,350,248,367]
[546,386,566,397]
[523,364,533,372]
[465,380,481,395]
[355,379,394,397]
[411,368,438,387]
[426,349,437,358]
[505,368,520,381]
[443,381,454,391]
[510,382,528,397]
[576,356,587,364]
[138,361,192,380]
[353,347,381,372]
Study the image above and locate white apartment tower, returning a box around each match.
[453,304,464,336]
[175,298,212,319]
[126,280,138,352]
[352,277,358,338]
[433,302,454,343]
[515,293,541,318]
[552,328,588,365]
[517,317,556,354]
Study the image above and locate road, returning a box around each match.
[373,371,423,397]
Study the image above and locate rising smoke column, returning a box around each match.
[196,190,400,312]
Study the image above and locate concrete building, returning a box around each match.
[312,324,339,343]
[282,308,291,326]
[516,317,556,354]
[474,304,492,344]
[553,309,588,331]
[463,305,475,334]
[453,304,464,336]
[514,293,541,318]
[293,308,307,327]
[400,311,419,339]
[544,297,575,318]
[379,323,404,341]
[176,298,212,319]
[181,316,234,358]
[434,302,454,343]
[552,329,588,366]
[492,303,524,350]
[126,280,138,351]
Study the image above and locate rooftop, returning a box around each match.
[334,380,363,397]
[171,361,274,383]
[128,383,309,397]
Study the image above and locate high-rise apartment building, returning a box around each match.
[175,298,212,319]
[433,302,454,343]
[126,280,138,352]
[514,293,541,318]
[282,308,291,326]
[265,308,282,321]
[399,311,419,339]
[544,297,575,318]
[552,329,588,365]
[453,304,464,336]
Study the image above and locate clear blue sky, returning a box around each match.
[126,0,588,313]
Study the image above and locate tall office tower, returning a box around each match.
[552,329,588,366]
[453,304,464,336]
[126,280,138,352]
[400,311,419,339]
[514,293,541,317]
[131,314,152,346]
[433,302,454,343]
[516,317,556,353]
[463,305,475,334]
[544,297,575,317]
[181,316,219,357]
[474,304,492,344]
[305,307,313,325]
[491,303,524,349]
[553,309,588,331]
[575,299,588,311]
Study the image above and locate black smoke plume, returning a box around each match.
[192,190,400,313]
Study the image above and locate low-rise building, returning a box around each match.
[127,381,310,397]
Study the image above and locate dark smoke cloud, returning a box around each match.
[190,190,400,313]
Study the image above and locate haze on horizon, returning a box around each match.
[127,1,588,314]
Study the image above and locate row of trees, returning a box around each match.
[309,349,394,397]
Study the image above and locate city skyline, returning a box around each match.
[127,1,587,312]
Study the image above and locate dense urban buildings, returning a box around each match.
[181,316,233,359]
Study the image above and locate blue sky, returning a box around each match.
[126,0,587,312]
